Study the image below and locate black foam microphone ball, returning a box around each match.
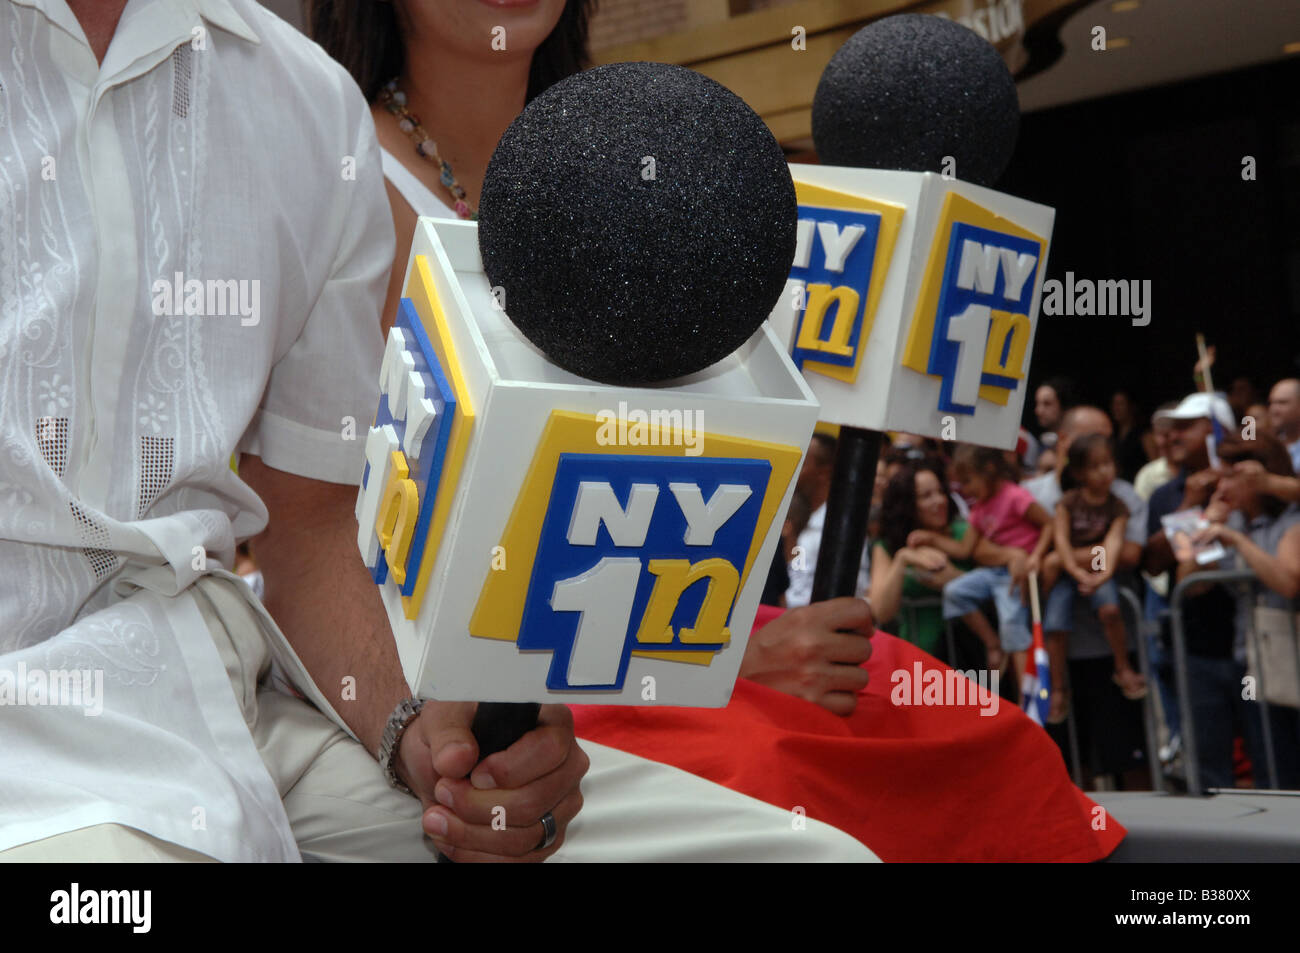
[477,61,796,386]
[811,14,1020,187]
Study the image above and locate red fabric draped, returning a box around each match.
[572,605,1126,862]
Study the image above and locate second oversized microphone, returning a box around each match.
[768,14,1057,601]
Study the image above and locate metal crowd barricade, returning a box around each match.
[1118,586,1165,792]
[1041,584,1155,790]
[897,589,1161,790]
[1250,604,1300,791]
[1052,585,1157,791]
[1169,568,1300,795]
[1060,659,1084,788]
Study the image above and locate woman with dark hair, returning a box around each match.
[308,0,590,106]
[1192,435,1300,788]
[869,460,976,659]
[308,0,595,333]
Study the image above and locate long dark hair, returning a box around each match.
[306,0,596,103]
[879,460,958,554]
[1061,432,1112,492]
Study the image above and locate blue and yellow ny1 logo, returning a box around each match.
[902,192,1048,415]
[470,411,800,692]
[787,181,903,384]
[356,255,475,620]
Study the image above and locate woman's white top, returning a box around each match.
[380,146,458,219]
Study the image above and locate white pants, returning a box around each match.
[2,577,875,863]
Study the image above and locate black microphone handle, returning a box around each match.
[435,700,540,863]
[810,425,882,603]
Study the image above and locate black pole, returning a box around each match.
[810,425,882,602]
[436,701,539,862]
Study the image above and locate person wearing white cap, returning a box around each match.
[1156,392,1237,434]
[1143,391,1237,577]
[1142,392,1241,788]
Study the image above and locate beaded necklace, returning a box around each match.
[378,78,477,220]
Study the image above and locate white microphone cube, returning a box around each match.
[770,166,1055,450]
[356,217,819,706]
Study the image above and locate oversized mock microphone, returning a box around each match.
[770,13,1055,602]
[449,61,793,806]
[479,61,797,384]
[811,14,1020,187]
[356,61,817,858]
[467,60,797,776]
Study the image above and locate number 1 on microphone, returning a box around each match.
[945,302,991,408]
[550,556,641,686]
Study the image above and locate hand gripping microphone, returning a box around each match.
[767,14,1056,601]
[355,62,819,853]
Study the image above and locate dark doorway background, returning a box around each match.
[1001,54,1300,428]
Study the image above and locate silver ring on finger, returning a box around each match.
[535,811,557,851]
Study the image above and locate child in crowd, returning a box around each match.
[1042,434,1145,721]
[943,446,1054,680]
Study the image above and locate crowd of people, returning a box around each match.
[764,373,1300,791]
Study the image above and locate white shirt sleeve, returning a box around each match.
[239,106,394,485]
[783,504,871,607]
[784,523,819,608]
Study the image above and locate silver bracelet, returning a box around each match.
[378,696,425,797]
